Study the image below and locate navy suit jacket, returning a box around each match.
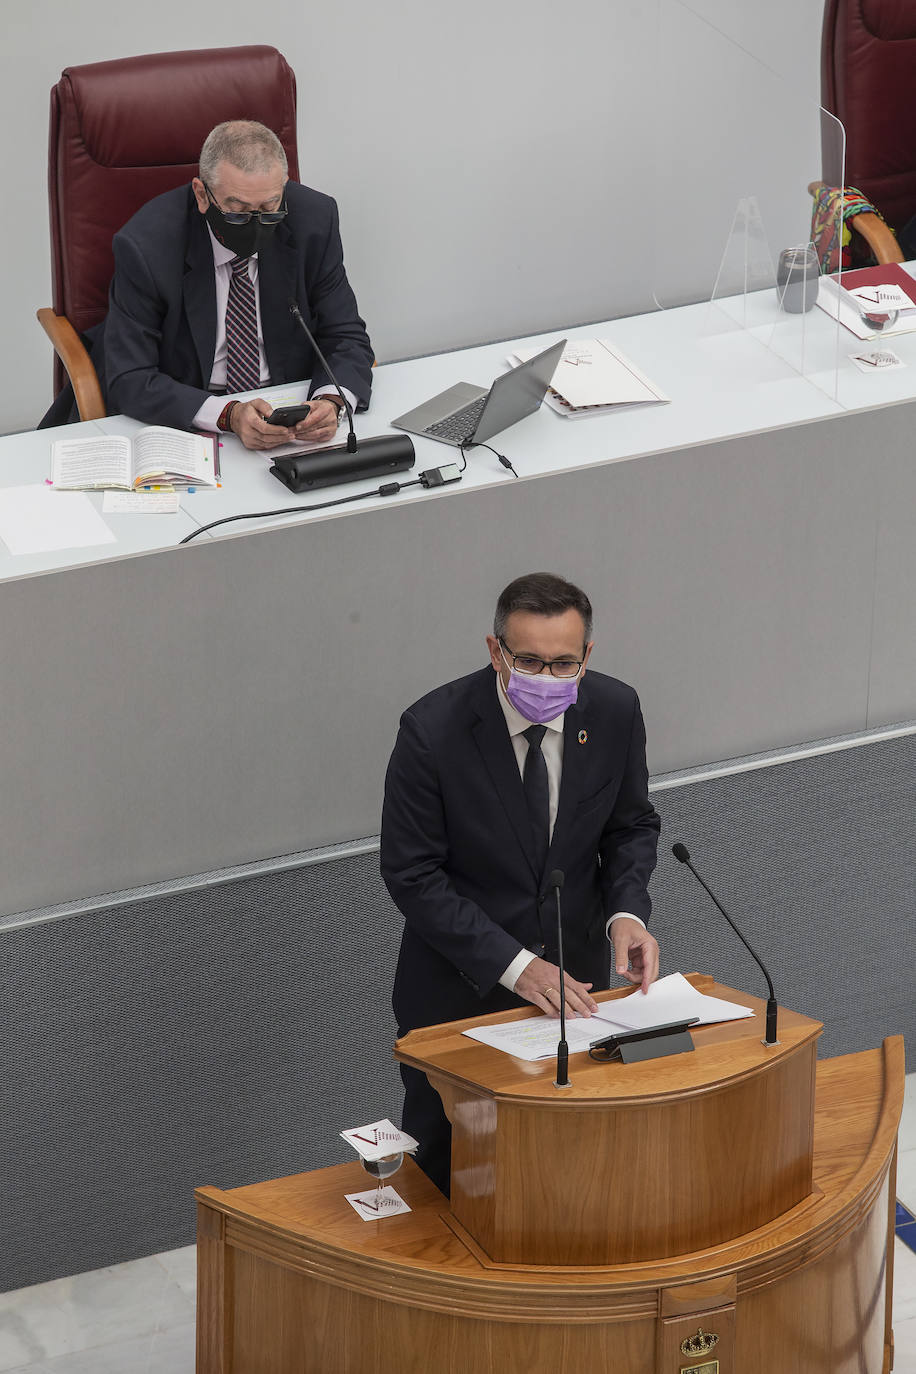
[41,181,373,430]
[381,666,661,1033]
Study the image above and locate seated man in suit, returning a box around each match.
[42,120,373,450]
[380,571,661,1193]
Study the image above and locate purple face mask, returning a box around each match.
[501,647,581,724]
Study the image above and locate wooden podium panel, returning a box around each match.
[196,1025,904,1373]
[397,978,821,1266]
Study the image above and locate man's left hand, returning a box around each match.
[610,918,659,994]
[292,398,341,444]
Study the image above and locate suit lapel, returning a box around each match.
[183,205,217,387]
[547,685,591,866]
[469,674,541,881]
[258,225,299,385]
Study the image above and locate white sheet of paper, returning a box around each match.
[508,338,669,409]
[340,1118,419,1162]
[849,348,906,374]
[267,433,340,457]
[605,971,755,1030]
[461,972,753,1062]
[463,1014,604,1062]
[102,491,180,514]
[345,1186,411,1220]
[848,283,913,312]
[0,485,116,555]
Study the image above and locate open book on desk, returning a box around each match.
[462,971,752,1062]
[50,426,219,491]
[507,337,669,418]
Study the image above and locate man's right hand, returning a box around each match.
[514,956,599,1019]
[230,397,294,450]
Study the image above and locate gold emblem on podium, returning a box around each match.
[679,1326,719,1373]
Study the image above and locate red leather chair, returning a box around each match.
[38,46,299,420]
[820,0,916,251]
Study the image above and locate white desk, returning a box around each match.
[13,282,916,557]
[1,293,914,917]
[0,421,202,579]
[92,288,916,539]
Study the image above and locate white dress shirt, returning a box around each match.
[492,672,645,992]
[192,226,355,432]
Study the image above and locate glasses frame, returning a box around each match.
[202,180,288,227]
[498,637,584,679]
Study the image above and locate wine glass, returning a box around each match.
[361,1152,404,1198]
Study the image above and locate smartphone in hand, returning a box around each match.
[266,404,311,427]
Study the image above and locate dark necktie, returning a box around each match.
[522,724,550,875]
[225,256,262,394]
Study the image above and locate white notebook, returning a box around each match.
[507,338,669,417]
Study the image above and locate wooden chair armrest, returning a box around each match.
[806,183,904,266]
[36,308,106,421]
[849,212,903,265]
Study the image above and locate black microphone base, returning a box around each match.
[762,997,780,1047]
[554,1041,571,1088]
[270,434,415,493]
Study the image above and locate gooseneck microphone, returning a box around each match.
[548,869,571,1087]
[671,842,779,1046]
[270,301,415,492]
[288,299,358,451]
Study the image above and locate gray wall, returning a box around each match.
[2,401,914,919]
[2,726,912,1292]
[3,0,826,433]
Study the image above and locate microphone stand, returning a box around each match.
[672,842,779,1046]
[548,869,571,1087]
[288,299,358,451]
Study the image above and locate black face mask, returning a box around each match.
[204,203,281,258]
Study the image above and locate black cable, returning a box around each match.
[468,440,519,478]
[178,478,423,545]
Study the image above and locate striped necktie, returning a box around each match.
[225,256,262,394]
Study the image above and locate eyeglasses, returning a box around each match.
[203,181,288,226]
[499,638,584,678]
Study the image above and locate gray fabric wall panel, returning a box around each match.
[2,731,913,1291]
[649,734,916,1060]
[2,854,404,1293]
[869,439,916,725]
[4,402,916,920]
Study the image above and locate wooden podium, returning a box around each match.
[196,977,904,1373]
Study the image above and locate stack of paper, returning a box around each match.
[816,262,916,340]
[506,338,669,418]
[461,972,752,1062]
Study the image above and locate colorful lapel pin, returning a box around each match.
[578,730,588,744]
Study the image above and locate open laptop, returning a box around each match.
[390,338,566,448]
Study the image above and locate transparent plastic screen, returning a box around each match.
[652,0,846,401]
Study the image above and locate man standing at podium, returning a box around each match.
[381,572,661,1192]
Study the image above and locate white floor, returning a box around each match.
[2,1072,915,1374]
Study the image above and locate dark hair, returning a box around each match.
[493,572,593,643]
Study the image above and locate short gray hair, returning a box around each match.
[199,120,288,188]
